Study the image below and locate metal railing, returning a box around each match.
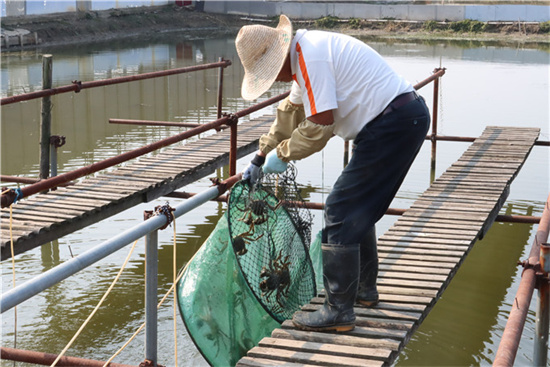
[494,194,550,366]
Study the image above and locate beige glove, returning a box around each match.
[277,118,334,162]
[259,97,305,155]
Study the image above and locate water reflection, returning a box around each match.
[396,203,535,366]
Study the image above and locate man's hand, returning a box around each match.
[263,150,288,174]
[242,153,265,184]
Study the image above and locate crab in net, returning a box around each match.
[232,222,264,256]
[259,250,292,312]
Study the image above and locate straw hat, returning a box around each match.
[236,15,293,100]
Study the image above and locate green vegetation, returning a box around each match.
[423,20,439,32]
[349,18,362,29]
[315,16,339,28]
[540,21,550,33]
[449,19,486,33]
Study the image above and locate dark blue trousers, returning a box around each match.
[322,96,430,245]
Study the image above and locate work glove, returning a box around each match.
[262,150,288,174]
[242,154,265,184]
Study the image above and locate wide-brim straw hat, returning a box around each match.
[236,15,293,100]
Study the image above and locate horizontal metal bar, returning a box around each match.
[166,192,541,224]
[0,347,134,367]
[1,60,232,106]
[109,118,225,129]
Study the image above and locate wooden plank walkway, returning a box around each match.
[0,116,275,260]
[237,126,540,367]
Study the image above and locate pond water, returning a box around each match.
[1,32,549,367]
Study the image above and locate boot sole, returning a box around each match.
[292,320,355,333]
[357,299,379,307]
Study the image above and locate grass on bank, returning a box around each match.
[315,16,550,36]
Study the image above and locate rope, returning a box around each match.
[104,246,198,367]
[173,219,178,367]
[51,239,139,367]
[9,204,17,367]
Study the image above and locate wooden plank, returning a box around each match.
[237,356,320,367]
[378,270,450,283]
[301,303,422,322]
[258,337,392,360]
[247,346,383,367]
[378,235,473,246]
[379,253,460,267]
[377,245,466,257]
[270,328,401,351]
[378,262,453,275]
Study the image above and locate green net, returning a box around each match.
[227,166,316,323]
[177,165,320,366]
[177,214,280,367]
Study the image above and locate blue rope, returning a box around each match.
[12,188,23,204]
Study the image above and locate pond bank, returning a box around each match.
[1,4,548,52]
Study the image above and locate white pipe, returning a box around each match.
[1,186,220,313]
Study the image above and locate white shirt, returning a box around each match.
[289,29,413,140]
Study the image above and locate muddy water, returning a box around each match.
[1,34,549,366]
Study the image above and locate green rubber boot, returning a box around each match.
[357,226,379,307]
[292,243,359,332]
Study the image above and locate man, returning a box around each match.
[236,15,430,332]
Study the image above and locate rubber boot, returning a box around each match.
[292,243,359,332]
[357,226,379,307]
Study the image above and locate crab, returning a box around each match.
[232,224,264,256]
[259,251,292,310]
[239,197,283,227]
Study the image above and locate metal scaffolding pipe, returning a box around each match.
[413,67,446,90]
[145,229,159,365]
[0,60,232,106]
[109,118,208,128]
[493,194,550,366]
[0,175,241,313]
[0,347,134,367]
[164,192,541,224]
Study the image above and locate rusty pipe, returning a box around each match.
[494,194,550,366]
[1,92,289,208]
[109,119,207,128]
[162,193,542,224]
[1,60,232,106]
[414,67,446,91]
[0,346,134,367]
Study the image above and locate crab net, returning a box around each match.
[177,164,319,366]
[227,164,316,323]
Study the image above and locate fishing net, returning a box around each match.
[177,164,319,366]
[177,214,281,367]
[227,164,316,323]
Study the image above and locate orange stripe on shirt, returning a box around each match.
[296,42,317,115]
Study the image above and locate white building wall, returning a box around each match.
[1,0,170,17]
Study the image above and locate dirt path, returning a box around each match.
[1,4,548,51]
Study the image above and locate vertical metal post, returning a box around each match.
[430,69,440,184]
[217,57,224,119]
[229,122,237,176]
[50,143,58,178]
[535,243,550,365]
[40,55,53,180]
[145,229,158,366]
[49,136,65,180]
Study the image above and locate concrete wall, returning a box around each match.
[203,1,550,22]
[2,0,548,22]
[1,0,171,17]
